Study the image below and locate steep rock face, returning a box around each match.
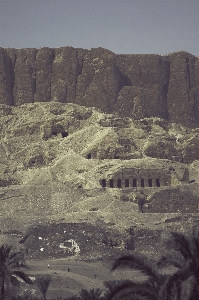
[0,48,13,105]
[51,47,79,103]
[167,52,199,128]
[34,47,54,103]
[13,48,37,106]
[115,54,170,120]
[195,59,199,88]
[75,47,119,112]
[1,47,199,127]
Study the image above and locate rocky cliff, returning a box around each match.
[0,47,199,128]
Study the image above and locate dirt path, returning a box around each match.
[27,257,114,298]
[26,257,141,298]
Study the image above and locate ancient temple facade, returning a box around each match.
[100,167,185,188]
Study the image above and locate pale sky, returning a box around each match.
[0,0,199,56]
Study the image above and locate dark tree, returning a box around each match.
[0,244,32,299]
[108,253,167,300]
[157,229,199,300]
[79,288,103,300]
[35,274,51,300]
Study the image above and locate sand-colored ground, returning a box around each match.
[25,257,141,299]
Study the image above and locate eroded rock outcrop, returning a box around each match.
[0,47,199,127]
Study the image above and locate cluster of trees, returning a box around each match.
[1,228,199,300]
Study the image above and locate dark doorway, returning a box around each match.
[110,179,114,188]
[141,178,144,187]
[101,179,106,187]
[125,179,129,187]
[148,178,152,187]
[156,178,160,187]
[190,179,195,184]
[133,179,137,187]
[62,132,68,138]
[117,179,122,188]
[52,131,57,136]
[87,153,91,159]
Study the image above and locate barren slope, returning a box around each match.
[0,102,199,261]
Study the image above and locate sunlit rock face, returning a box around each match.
[0,47,199,128]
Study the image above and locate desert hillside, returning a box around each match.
[0,101,199,261]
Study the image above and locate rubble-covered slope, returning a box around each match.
[1,102,199,260]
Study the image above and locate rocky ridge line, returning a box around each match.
[0,47,199,127]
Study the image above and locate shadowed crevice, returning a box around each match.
[118,68,132,93]
[186,57,191,90]
[9,57,15,106]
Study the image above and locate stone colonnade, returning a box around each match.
[100,168,171,188]
[101,177,161,188]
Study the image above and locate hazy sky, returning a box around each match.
[0,0,199,56]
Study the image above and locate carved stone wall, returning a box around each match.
[100,168,171,188]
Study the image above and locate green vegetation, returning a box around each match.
[1,228,199,299]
